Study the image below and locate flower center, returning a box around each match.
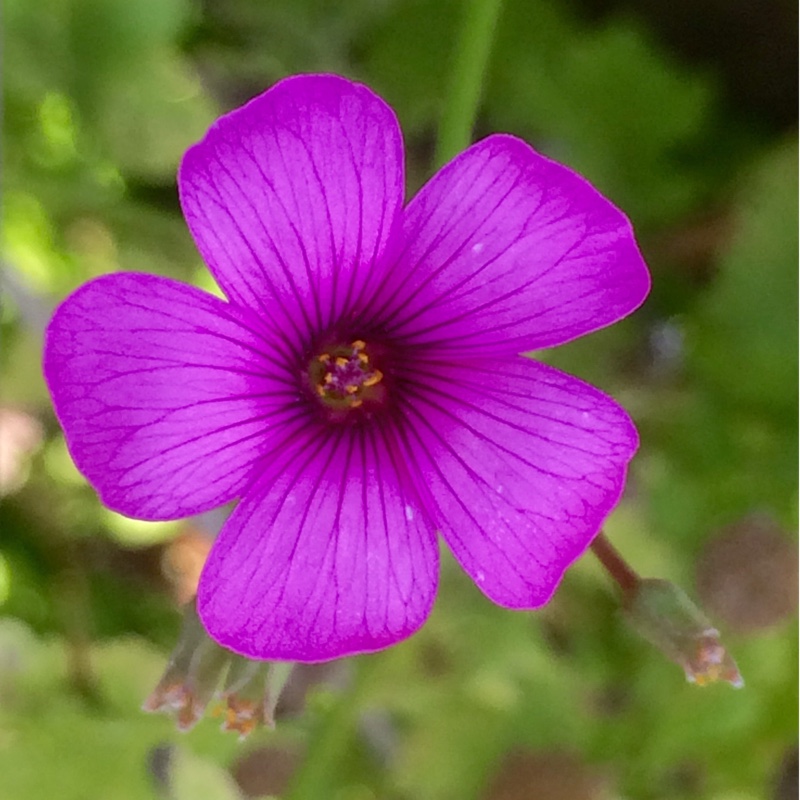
[309,339,385,412]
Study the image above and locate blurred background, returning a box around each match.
[2,0,797,798]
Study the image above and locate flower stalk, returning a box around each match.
[434,0,504,167]
[591,531,743,688]
[590,531,640,595]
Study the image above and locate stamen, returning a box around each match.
[310,339,385,412]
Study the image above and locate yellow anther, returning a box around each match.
[223,706,257,737]
[363,370,383,387]
[309,340,386,413]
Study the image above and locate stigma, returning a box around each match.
[309,339,385,413]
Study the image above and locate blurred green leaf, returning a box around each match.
[94,54,217,180]
[0,619,247,800]
[360,0,458,137]
[489,10,715,226]
[67,0,192,110]
[691,140,799,414]
[169,746,243,800]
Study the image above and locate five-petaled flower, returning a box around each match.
[44,74,650,662]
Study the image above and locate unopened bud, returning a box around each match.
[215,658,293,739]
[143,601,294,736]
[142,601,230,730]
[623,578,744,688]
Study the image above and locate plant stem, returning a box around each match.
[284,657,374,799]
[590,531,641,597]
[58,554,102,706]
[433,0,504,168]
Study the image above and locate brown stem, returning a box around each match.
[590,532,641,597]
[15,468,103,707]
[57,550,103,707]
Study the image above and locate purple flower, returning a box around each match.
[43,75,649,662]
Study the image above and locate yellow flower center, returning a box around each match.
[309,339,385,412]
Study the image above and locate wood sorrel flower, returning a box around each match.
[43,75,650,662]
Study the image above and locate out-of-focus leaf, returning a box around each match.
[489,12,715,227]
[691,141,798,414]
[0,619,245,800]
[101,510,181,547]
[0,553,10,605]
[67,0,192,110]
[3,193,78,293]
[95,55,217,180]
[169,746,243,800]
[359,0,458,138]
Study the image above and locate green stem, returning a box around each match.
[433,0,504,168]
[284,656,376,798]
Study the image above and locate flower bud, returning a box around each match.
[143,601,294,736]
[216,658,293,739]
[623,578,744,688]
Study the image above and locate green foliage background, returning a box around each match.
[2,0,797,798]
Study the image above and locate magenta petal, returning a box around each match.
[399,357,638,607]
[179,74,404,338]
[43,273,299,520]
[197,424,438,662]
[372,134,649,356]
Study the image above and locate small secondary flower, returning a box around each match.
[44,74,650,662]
